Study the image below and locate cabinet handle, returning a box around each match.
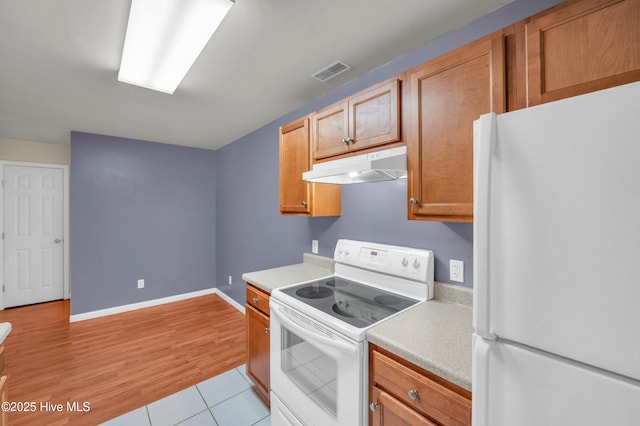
[408,389,419,400]
[344,136,353,143]
[369,402,379,412]
[409,197,419,205]
[341,138,347,144]
[301,201,307,206]
[252,297,259,304]
[264,327,270,334]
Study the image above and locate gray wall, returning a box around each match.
[216,0,563,304]
[70,132,217,315]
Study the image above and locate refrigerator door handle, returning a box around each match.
[472,335,491,426]
[473,114,496,340]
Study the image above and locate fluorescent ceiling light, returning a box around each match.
[118,0,234,94]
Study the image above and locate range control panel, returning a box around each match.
[334,239,434,284]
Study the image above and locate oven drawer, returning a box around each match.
[246,283,270,316]
[371,348,471,426]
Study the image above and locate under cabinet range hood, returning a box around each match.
[302,146,407,184]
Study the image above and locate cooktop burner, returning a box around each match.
[280,276,418,328]
[296,286,334,299]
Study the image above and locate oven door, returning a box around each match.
[270,299,365,426]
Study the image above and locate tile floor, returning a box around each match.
[101,365,270,426]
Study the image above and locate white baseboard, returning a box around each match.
[214,288,245,314]
[69,288,217,322]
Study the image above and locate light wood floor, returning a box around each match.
[0,294,246,425]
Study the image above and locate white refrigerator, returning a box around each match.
[472,81,640,425]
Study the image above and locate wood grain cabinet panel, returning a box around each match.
[279,116,341,216]
[246,284,271,406]
[526,0,640,105]
[407,34,506,222]
[371,387,438,426]
[312,78,402,161]
[312,102,350,160]
[369,346,471,426]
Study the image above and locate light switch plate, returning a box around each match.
[312,240,319,254]
[137,279,145,289]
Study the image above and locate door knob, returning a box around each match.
[369,402,379,412]
[264,327,270,334]
[252,297,259,304]
[409,198,419,205]
[408,389,419,400]
[54,239,62,244]
[301,201,307,206]
[344,137,353,143]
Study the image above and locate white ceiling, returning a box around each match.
[0,0,510,151]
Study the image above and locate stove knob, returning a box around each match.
[413,259,421,269]
[338,248,344,254]
[345,248,351,256]
[401,257,409,267]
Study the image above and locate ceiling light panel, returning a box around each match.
[118,0,234,94]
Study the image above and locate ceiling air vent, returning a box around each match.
[311,60,351,82]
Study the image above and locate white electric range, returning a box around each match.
[269,239,434,426]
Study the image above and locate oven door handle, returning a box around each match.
[272,305,359,357]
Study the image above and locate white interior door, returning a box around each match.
[3,165,64,307]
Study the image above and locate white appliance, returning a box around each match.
[472,81,640,425]
[302,146,407,184]
[270,239,434,426]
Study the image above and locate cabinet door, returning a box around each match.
[246,305,270,403]
[349,79,401,152]
[407,34,505,222]
[526,0,640,106]
[280,117,311,214]
[371,387,437,426]
[311,101,349,160]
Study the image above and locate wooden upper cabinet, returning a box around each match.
[279,116,341,216]
[407,34,506,222]
[526,0,640,106]
[311,78,401,161]
[348,79,400,152]
[312,101,350,160]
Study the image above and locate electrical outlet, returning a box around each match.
[137,279,145,289]
[228,275,233,285]
[450,260,464,283]
[312,240,319,254]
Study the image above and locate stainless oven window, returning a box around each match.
[282,326,338,417]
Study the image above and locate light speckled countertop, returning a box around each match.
[367,282,473,391]
[241,253,334,293]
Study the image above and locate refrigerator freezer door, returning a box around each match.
[473,337,640,426]
[474,82,640,380]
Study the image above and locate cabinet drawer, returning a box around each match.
[246,284,270,316]
[371,350,471,426]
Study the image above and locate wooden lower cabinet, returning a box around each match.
[369,345,471,426]
[246,283,271,406]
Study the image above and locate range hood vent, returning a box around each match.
[312,60,351,82]
[303,146,407,184]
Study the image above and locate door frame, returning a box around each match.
[0,161,70,310]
